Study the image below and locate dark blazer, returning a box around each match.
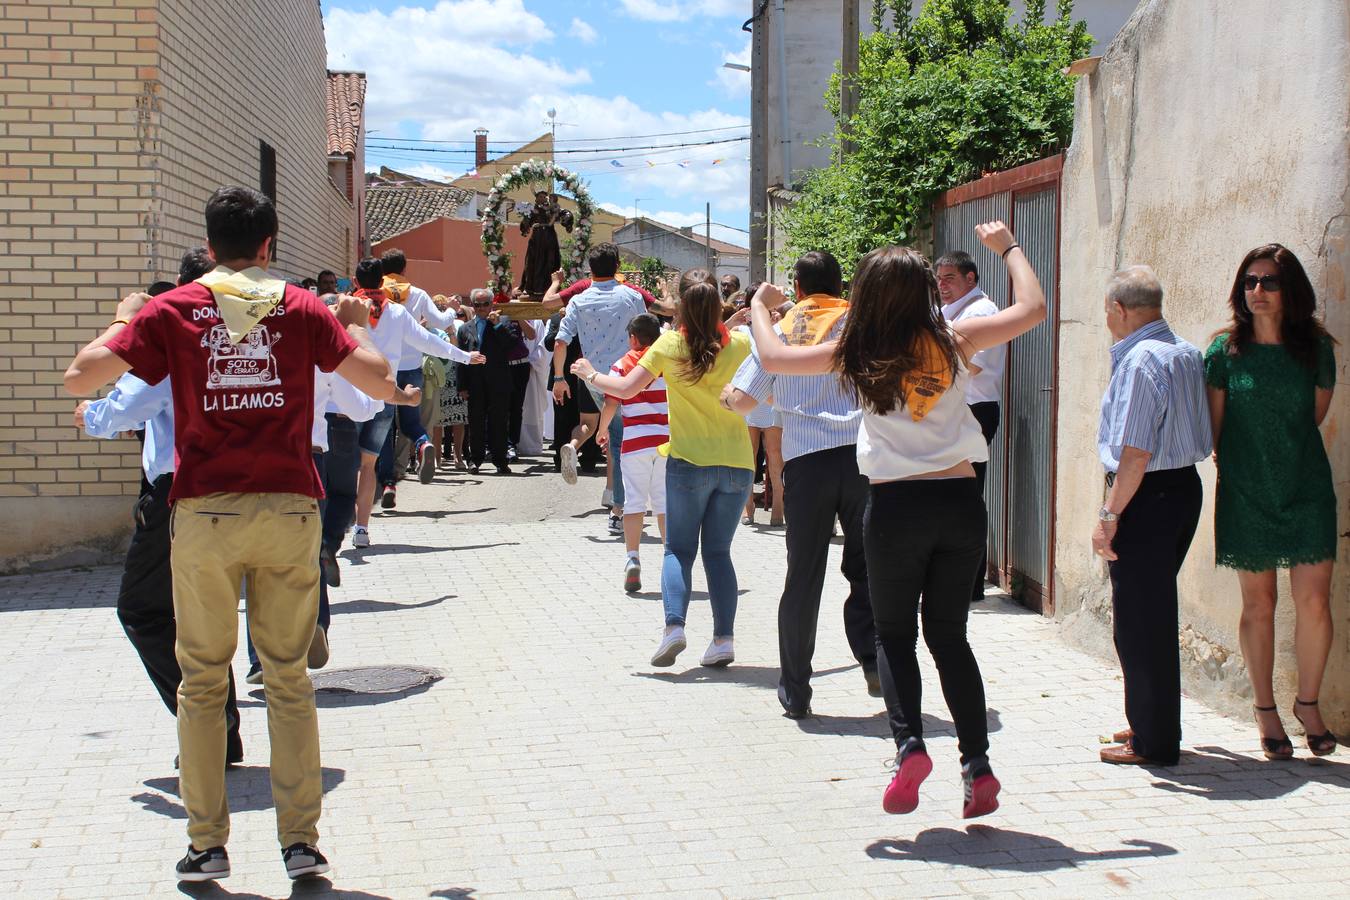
[457,315,519,390]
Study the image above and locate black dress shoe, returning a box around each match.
[495,466,513,476]
[783,706,812,720]
[469,464,480,475]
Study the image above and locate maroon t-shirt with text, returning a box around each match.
[105,282,358,501]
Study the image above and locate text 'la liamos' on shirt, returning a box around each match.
[105,282,358,502]
[610,347,668,456]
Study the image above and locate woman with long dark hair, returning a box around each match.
[749,222,1045,819]
[573,270,754,668]
[1204,244,1338,758]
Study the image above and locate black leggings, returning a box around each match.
[865,478,988,763]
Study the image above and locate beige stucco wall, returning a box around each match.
[0,0,355,573]
[1054,0,1350,729]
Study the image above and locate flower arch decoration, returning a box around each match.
[480,159,595,297]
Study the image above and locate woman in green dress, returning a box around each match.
[1204,243,1338,759]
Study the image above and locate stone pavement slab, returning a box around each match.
[1,457,1347,898]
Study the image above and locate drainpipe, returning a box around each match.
[774,0,791,187]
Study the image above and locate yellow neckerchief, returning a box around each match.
[195,265,286,344]
[780,293,848,346]
[899,331,956,422]
[382,273,411,304]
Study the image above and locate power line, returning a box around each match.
[367,135,750,157]
[372,124,751,146]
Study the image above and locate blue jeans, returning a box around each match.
[322,414,360,553]
[661,457,752,635]
[609,407,625,508]
[377,367,427,485]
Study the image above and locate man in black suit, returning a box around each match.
[458,289,520,475]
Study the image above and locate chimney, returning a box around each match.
[474,128,488,170]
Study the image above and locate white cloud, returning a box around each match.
[328,0,750,221]
[569,17,598,43]
[618,0,750,22]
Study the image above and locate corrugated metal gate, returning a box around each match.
[934,156,1061,613]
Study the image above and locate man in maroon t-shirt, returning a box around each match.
[66,186,394,884]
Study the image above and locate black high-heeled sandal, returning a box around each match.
[1253,705,1293,760]
[1292,699,1338,757]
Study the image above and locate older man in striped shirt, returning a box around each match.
[1093,265,1212,767]
[722,251,879,720]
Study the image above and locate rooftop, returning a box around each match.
[365,170,475,243]
[325,70,366,158]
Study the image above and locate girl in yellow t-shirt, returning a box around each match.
[572,270,752,669]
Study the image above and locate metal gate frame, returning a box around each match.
[934,155,1062,614]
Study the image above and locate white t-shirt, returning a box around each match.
[941,287,1006,405]
[856,361,988,481]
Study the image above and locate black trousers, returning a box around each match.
[865,478,988,762]
[508,362,532,448]
[1107,465,1202,764]
[968,401,1001,602]
[777,444,877,712]
[117,474,241,747]
[467,367,511,467]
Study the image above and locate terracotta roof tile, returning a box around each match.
[365,184,473,244]
[326,71,366,157]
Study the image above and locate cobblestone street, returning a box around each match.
[2,458,1348,899]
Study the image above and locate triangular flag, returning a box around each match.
[678,160,690,168]
[646,160,655,168]
[610,160,623,168]
[711,159,723,166]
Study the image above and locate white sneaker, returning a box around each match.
[623,557,641,593]
[602,487,614,507]
[700,638,734,668]
[351,527,370,549]
[560,443,579,485]
[650,626,686,667]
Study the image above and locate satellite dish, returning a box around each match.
[547,107,556,119]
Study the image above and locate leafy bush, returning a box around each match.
[776,0,1092,273]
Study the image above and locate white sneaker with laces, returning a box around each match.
[700,638,735,667]
[560,443,579,485]
[650,626,686,667]
[623,557,641,593]
[351,527,370,549]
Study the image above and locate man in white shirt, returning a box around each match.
[936,251,1007,603]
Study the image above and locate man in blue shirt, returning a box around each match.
[76,254,245,766]
[1093,265,1211,767]
[722,252,879,719]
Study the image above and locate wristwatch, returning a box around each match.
[1098,506,1120,523]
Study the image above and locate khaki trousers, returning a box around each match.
[171,491,322,850]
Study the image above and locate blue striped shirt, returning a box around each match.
[83,373,175,481]
[730,319,861,462]
[1098,318,1212,473]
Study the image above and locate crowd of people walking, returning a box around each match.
[64,185,1339,885]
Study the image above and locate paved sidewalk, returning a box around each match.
[2,458,1348,899]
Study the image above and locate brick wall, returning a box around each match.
[0,0,357,572]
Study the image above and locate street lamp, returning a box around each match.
[722,62,750,72]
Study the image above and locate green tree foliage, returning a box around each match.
[637,256,668,292]
[778,0,1092,273]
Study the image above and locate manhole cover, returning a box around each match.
[310,665,443,694]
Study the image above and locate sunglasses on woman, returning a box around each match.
[1242,274,1281,292]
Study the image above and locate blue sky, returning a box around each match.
[323,0,753,246]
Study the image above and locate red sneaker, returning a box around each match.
[961,760,1001,819]
[882,743,932,814]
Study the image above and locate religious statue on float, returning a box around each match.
[518,190,574,298]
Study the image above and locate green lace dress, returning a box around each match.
[1204,333,1338,571]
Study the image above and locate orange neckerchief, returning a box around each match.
[381,273,411,304]
[679,322,732,347]
[899,331,956,422]
[353,287,388,326]
[780,294,847,346]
